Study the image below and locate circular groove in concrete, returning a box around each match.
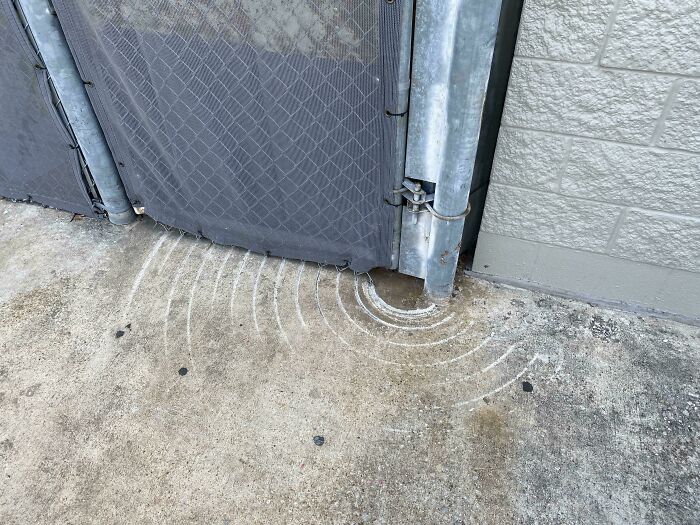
[121,231,561,415]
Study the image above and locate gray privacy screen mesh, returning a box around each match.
[54,0,402,270]
[0,2,96,217]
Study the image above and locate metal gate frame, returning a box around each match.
[15,0,135,224]
[397,0,503,299]
[14,0,504,298]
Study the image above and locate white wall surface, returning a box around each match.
[473,0,700,320]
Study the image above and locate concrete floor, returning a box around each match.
[0,198,698,524]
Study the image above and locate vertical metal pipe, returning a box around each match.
[390,0,415,268]
[413,0,502,299]
[17,0,135,225]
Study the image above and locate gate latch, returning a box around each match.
[395,178,435,215]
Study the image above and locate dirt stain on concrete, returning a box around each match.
[368,268,427,310]
[467,407,514,524]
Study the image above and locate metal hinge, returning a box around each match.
[396,178,473,280]
[91,200,108,217]
[396,178,471,222]
[394,178,434,219]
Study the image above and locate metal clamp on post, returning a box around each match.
[394,179,471,221]
[424,202,471,221]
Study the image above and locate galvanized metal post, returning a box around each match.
[390,0,415,269]
[407,0,502,299]
[17,0,135,225]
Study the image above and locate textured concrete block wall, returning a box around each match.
[473,0,700,320]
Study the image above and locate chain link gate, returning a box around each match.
[0,1,98,217]
[51,0,405,271]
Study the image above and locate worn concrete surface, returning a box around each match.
[0,199,698,524]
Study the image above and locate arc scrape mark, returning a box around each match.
[362,279,437,319]
[210,250,232,307]
[457,364,532,409]
[294,261,308,329]
[273,259,291,349]
[187,245,213,362]
[252,255,268,336]
[158,232,184,274]
[124,232,167,315]
[481,343,519,373]
[353,275,455,331]
[335,273,471,349]
[317,267,486,367]
[229,250,251,327]
[315,266,356,351]
[164,243,197,345]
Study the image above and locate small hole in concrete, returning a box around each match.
[522,381,533,393]
[313,435,325,446]
[178,367,188,376]
[115,330,125,338]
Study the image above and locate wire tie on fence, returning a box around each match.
[384,109,408,117]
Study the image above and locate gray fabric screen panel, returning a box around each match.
[53,0,403,271]
[0,2,97,217]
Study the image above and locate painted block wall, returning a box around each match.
[472,0,700,320]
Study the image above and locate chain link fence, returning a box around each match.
[53,0,403,270]
[0,1,97,216]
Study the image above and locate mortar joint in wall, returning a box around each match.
[605,208,629,254]
[595,0,622,66]
[556,137,574,193]
[650,80,683,146]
